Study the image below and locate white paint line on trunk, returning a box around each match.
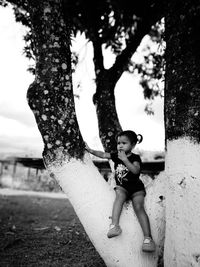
[164,138,200,267]
[48,153,165,267]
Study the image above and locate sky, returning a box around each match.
[0,6,165,157]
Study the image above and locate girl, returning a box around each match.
[86,130,155,252]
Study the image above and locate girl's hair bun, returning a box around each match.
[137,134,143,144]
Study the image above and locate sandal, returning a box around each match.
[107,224,122,238]
[142,237,156,252]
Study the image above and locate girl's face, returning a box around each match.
[117,135,135,154]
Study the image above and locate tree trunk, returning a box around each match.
[23,1,165,266]
[91,16,155,152]
[50,155,166,267]
[94,69,122,152]
[26,0,85,164]
[164,1,200,266]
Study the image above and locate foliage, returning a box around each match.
[66,0,165,114]
[132,20,165,114]
[0,0,8,7]
[0,0,165,110]
[67,0,162,52]
[67,0,140,54]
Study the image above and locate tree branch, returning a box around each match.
[110,19,153,79]
[91,34,105,74]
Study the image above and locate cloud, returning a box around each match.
[0,116,40,136]
[0,116,43,156]
[0,6,36,129]
[0,106,36,127]
[0,135,43,156]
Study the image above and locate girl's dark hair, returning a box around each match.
[116,130,143,144]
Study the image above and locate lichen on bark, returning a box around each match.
[26,0,85,165]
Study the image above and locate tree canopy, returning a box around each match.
[0,0,165,101]
[0,0,165,152]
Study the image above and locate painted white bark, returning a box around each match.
[49,153,166,267]
[164,138,200,267]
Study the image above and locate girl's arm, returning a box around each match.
[118,151,140,174]
[123,160,140,175]
[85,143,111,159]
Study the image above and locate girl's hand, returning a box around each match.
[118,150,128,162]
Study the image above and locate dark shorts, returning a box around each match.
[114,180,146,199]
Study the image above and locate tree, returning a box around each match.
[3,0,200,265]
[164,0,200,265]
[58,0,165,151]
[1,0,166,266]
[5,0,165,151]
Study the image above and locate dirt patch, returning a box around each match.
[0,191,106,267]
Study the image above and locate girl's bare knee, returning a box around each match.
[115,187,127,200]
[133,204,144,213]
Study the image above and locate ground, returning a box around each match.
[0,189,106,267]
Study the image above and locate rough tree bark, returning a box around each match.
[164,0,200,266]
[92,17,159,151]
[25,1,165,266]
[93,68,122,152]
[2,0,165,266]
[25,0,85,164]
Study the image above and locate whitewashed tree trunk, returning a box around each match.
[164,1,200,266]
[15,0,166,265]
[164,138,200,267]
[48,153,166,267]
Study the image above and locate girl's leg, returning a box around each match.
[131,193,151,237]
[111,187,127,225]
[107,187,127,238]
[132,192,156,252]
